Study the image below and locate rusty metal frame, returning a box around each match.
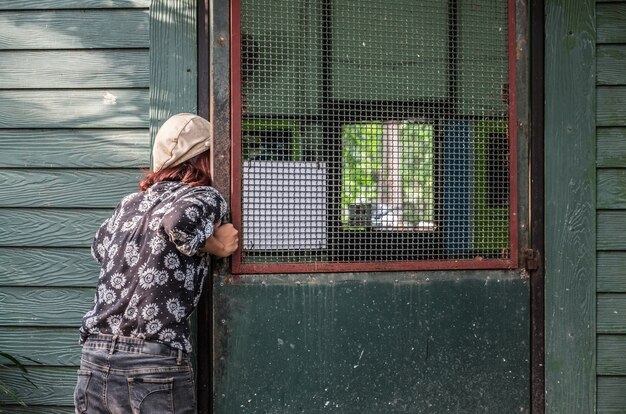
[230,0,520,274]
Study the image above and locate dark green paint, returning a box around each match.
[544,0,596,412]
[214,275,529,413]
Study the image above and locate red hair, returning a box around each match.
[139,150,212,191]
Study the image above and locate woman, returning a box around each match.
[74,113,238,414]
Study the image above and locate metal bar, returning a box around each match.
[235,258,517,275]
[229,0,243,274]
[508,0,520,267]
[210,0,233,406]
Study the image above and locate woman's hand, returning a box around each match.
[202,223,239,257]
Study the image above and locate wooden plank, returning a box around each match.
[598,377,626,413]
[598,87,626,127]
[598,335,626,375]
[0,407,74,414]
[0,10,148,50]
[598,45,626,85]
[0,169,140,208]
[0,0,149,9]
[0,129,149,168]
[0,287,93,327]
[598,3,626,44]
[598,377,626,414]
[597,127,626,167]
[149,0,198,144]
[0,328,81,366]
[598,252,626,292]
[598,169,626,209]
[544,0,596,412]
[0,248,97,287]
[598,293,626,333]
[0,90,149,129]
[0,50,149,89]
[0,367,77,406]
[0,208,110,247]
[598,210,626,250]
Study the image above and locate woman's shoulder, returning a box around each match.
[176,184,224,202]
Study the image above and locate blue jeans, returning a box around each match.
[74,334,197,414]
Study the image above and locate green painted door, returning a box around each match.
[209,0,532,412]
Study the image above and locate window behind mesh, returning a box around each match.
[233,0,515,272]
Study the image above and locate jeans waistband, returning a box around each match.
[84,333,185,360]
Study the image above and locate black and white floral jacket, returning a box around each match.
[79,181,226,353]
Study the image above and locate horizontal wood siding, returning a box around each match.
[0,10,149,49]
[0,50,149,89]
[0,367,78,406]
[0,170,141,208]
[0,4,149,412]
[596,1,626,411]
[0,248,97,287]
[0,328,82,366]
[0,0,149,9]
[0,129,149,168]
[0,90,149,128]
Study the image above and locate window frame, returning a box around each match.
[230,0,519,274]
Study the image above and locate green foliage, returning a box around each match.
[341,122,434,226]
[0,351,38,410]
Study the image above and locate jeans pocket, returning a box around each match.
[74,369,92,413]
[127,376,174,414]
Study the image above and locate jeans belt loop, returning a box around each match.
[109,334,119,355]
[176,349,183,365]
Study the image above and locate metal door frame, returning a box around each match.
[198,0,545,412]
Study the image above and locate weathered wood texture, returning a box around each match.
[0,169,140,208]
[597,3,626,43]
[598,169,626,208]
[597,252,626,292]
[0,209,110,247]
[0,367,77,406]
[0,407,74,414]
[0,5,151,413]
[0,50,149,89]
[0,248,97,287]
[597,211,626,250]
[598,377,626,413]
[597,45,626,85]
[596,1,626,408]
[149,0,198,145]
[544,0,596,412]
[0,129,149,168]
[597,87,626,126]
[598,294,626,333]
[0,287,93,327]
[0,0,149,9]
[0,90,149,128]
[0,10,149,49]
[0,328,81,366]
[597,128,626,167]
[598,335,626,375]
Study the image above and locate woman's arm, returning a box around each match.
[202,223,239,257]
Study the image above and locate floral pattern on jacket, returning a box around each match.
[80,181,227,353]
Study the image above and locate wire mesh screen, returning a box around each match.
[235,0,514,271]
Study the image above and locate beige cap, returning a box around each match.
[152,113,212,172]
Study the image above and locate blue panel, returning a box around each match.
[443,121,473,254]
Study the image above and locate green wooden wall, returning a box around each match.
[544,0,597,412]
[0,0,198,411]
[596,1,626,412]
[0,2,150,412]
